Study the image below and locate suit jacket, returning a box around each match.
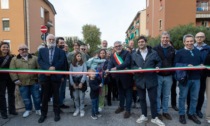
[108,50,133,89]
[38,47,65,82]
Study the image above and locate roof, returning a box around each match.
[43,0,57,14]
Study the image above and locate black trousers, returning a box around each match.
[138,86,157,119]
[40,80,61,116]
[0,80,15,114]
[187,75,206,111]
[171,77,177,106]
[111,77,118,100]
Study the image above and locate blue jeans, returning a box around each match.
[59,78,67,105]
[19,83,41,111]
[91,97,99,116]
[157,75,172,113]
[179,80,200,115]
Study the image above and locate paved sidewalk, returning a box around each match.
[0,88,209,126]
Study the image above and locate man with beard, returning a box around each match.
[56,37,69,109]
[38,34,65,123]
[107,41,133,118]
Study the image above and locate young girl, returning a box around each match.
[70,52,87,117]
[95,49,108,111]
[88,69,102,119]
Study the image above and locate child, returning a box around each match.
[69,52,87,117]
[88,69,102,120]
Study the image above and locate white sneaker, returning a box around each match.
[136,115,148,123]
[23,111,31,118]
[35,110,41,116]
[151,117,165,126]
[98,107,103,112]
[207,120,210,123]
[73,109,79,116]
[80,110,85,117]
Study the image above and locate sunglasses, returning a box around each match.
[19,48,28,51]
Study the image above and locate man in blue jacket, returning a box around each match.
[38,34,65,123]
[187,32,210,118]
[107,41,133,118]
[175,34,202,125]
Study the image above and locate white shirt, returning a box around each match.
[140,48,148,61]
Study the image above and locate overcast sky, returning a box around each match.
[49,0,146,46]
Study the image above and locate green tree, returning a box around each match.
[148,24,210,49]
[65,37,73,51]
[82,24,101,54]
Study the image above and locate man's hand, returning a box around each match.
[188,64,193,67]
[111,67,116,71]
[49,66,55,70]
[156,67,160,73]
[99,83,103,87]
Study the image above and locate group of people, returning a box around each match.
[0,31,210,126]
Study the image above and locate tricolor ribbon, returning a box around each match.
[0,66,209,74]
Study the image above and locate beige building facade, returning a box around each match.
[0,0,56,54]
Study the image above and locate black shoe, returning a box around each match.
[60,104,69,109]
[9,111,18,115]
[54,114,60,122]
[60,109,64,114]
[172,106,179,111]
[38,116,46,123]
[163,113,172,120]
[188,114,201,124]
[157,113,163,121]
[1,113,8,119]
[115,107,124,114]
[179,115,186,124]
[196,110,203,118]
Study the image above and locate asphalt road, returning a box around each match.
[0,87,209,126]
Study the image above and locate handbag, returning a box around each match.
[72,76,87,92]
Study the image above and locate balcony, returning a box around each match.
[196,2,210,18]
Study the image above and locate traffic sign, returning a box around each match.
[40,25,48,34]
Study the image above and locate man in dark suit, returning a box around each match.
[38,34,65,123]
[107,41,133,119]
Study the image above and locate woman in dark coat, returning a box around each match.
[0,42,17,119]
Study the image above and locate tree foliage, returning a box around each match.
[148,24,210,49]
[82,24,101,54]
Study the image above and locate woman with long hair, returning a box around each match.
[0,42,17,119]
[70,52,87,117]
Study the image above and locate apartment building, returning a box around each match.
[146,0,210,37]
[125,9,146,43]
[0,0,56,54]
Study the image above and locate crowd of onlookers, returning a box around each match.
[0,31,210,126]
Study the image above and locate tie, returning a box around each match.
[190,50,194,57]
[49,48,53,65]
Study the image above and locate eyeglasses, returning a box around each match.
[114,45,122,48]
[19,48,28,51]
[81,48,86,51]
[195,36,205,39]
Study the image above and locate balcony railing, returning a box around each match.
[197,6,209,11]
[197,2,210,12]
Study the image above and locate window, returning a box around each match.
[201,2,208,11]
[2,18,10,31]
[202,21,209,27]
[41,7,44,18]
[1,0,9,9]
[159,19,162,30]
[160,0,163,9]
